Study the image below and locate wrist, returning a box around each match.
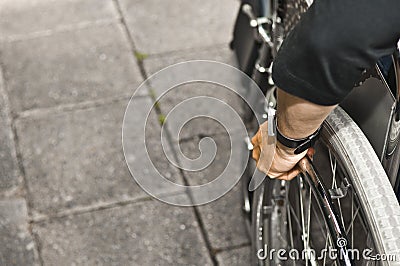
[276,141,296,155]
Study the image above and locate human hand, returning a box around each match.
[251,121,313,181]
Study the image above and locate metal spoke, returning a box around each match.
[311,202,328,242]
[298,178,308,266]
[306,187,312,259]
[329,150,337,189]
[286,182,296,266]
[288,202,303,232]
[305,187,318,266]
[329,150,346,230]
[323,229,329,266]
[336,197,346,231]
[351,192,354,249]
[346,207,360,235]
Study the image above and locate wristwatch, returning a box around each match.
[276,125,321,155]
[266,108,321,155]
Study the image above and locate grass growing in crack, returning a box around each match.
[148,88,161,108]
[158,114,166,125]
[134,51,148,62]
[148,87,157,99]
[153,100,160,109]
[148,88,165,125]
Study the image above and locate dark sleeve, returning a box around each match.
[272,0,400,106]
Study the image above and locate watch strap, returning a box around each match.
[276,126,321,154]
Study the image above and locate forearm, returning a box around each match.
[276,88,337,140]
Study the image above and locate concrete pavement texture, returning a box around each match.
[0,0,251,265]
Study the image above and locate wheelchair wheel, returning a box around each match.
[250,107,400,265]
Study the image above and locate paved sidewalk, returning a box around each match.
[0,0,251,265]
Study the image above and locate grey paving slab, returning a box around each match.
[216,246,251,266]
[178,134,250,249]
[177,131,247,185]
[0,198,37,266]
[144,45,238,75]
[178,133,232,186]
[0,79,20,194]
[15,97,182,215]
[143,46,246,141]
[196,184,250,250]
[119,0,240,54]
[33,195,213,266]
[0,0,117,38]
[0,23,143,113]
[159,82,246,141]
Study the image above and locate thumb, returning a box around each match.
[277,166,301,181]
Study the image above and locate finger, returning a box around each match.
[252,146,260,161]
[277,167,301,181]
[276,173,290,181]
[307,148,316,159]
[286,167,301,180]
[251,131,260,146]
